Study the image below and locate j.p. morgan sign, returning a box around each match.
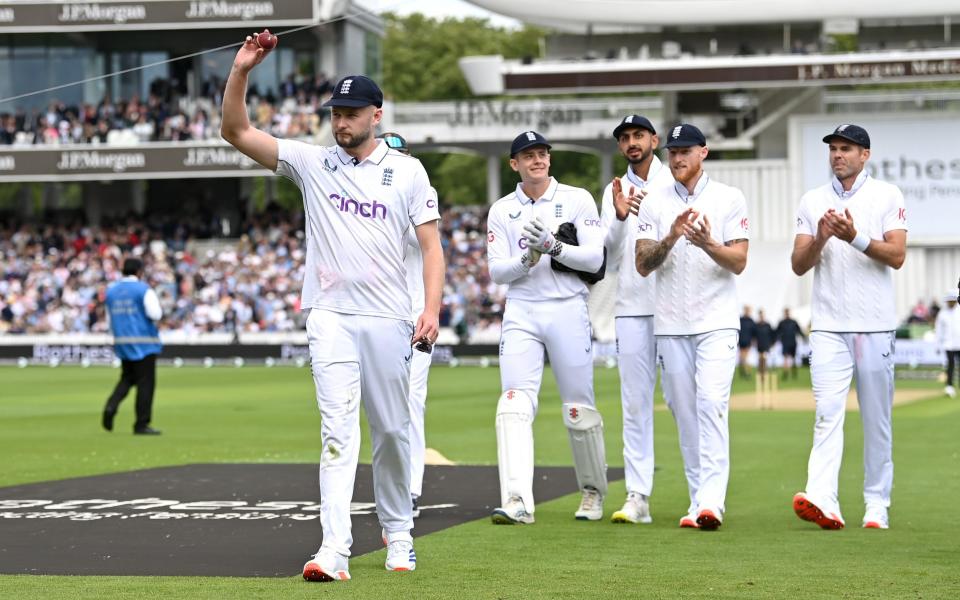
[0,1,317,32]
[0,143,271,182]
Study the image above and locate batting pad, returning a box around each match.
[563,403,608,496]
[496,389,537,510]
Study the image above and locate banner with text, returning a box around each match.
[0,1,317,32]
[0,143,274,182]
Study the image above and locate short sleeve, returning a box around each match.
[795,196,816,237]
[636,196,659,241]
[881,186,908,233]
[722,190,750,242]
[407,161,441,226]
[275,138,308,189]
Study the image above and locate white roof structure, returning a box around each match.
[466,0,959,30]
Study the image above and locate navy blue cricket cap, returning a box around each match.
[823,124,870,149]
[510,131,551,157]
[378,131,409,154]
[612,114,656,139]
[663,123,706,148]
[322,75,383,108]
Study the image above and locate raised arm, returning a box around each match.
[220,32,279,171]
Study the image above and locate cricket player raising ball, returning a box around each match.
[221,33,443,581]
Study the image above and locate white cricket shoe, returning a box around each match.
[946,385,956,398]
[302,548,350,582]
[574,486,604,521]
[611,492,652,524]
[491,495,535,524]
[385,539,417,571]
[862,505,889,529]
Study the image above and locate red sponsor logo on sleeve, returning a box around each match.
[898,208,906,222]
[740,217,749,231]
[487,231,495,242]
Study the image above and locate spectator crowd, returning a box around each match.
[0,72,335,146]
[0,206,508,343]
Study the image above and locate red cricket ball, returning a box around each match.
[256,29,277,50]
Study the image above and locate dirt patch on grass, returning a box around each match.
[729,387,936,411]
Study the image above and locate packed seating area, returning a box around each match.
[0,206,508,342]
[0,73,335,146]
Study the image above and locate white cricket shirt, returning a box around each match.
[600,156,674,317]
[276,139,440,321]
[487,177,603,301]
[636,174,750,336]
[404,186,438,319]
[796,175,907,332]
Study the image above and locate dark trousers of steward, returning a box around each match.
[105,353,158,430]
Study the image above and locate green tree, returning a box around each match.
[382,13,543,101]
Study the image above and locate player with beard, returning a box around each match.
[599,115,673,525]
[634,124,750,530]
[221,34,444,581]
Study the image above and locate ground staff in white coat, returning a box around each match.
[635,124,750,531]
[600,115,673,525]
[791,124,907,531]
[222,34,443,583]
[486,131,607,524]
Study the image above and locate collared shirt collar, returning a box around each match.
[514,177,559,205]
[831,170,868,199]
[623,155,663,189]
[121,275,138,281]
[673,171,709,203]
[336,139,388,166]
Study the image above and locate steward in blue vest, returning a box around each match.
[102,257,163,435]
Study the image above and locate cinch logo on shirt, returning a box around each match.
[329,193,387,219]
[583,218,601,227]
[638,222,653,232]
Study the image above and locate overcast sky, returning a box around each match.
[356,0,521,28]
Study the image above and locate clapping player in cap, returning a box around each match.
[791,124,907,531]
[485,131,608,525]
[221,34,444,581]
[600,115,674,525]
[634,124,750,530]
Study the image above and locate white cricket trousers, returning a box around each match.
[307,309,414,558]
[499,296,596,405]
[497,295,596,509]
[615,315,657,497]
[658,330,738,515]
[408,347,431,498]
[805,331,895,513]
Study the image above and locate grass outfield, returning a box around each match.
[1,365,958,599]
